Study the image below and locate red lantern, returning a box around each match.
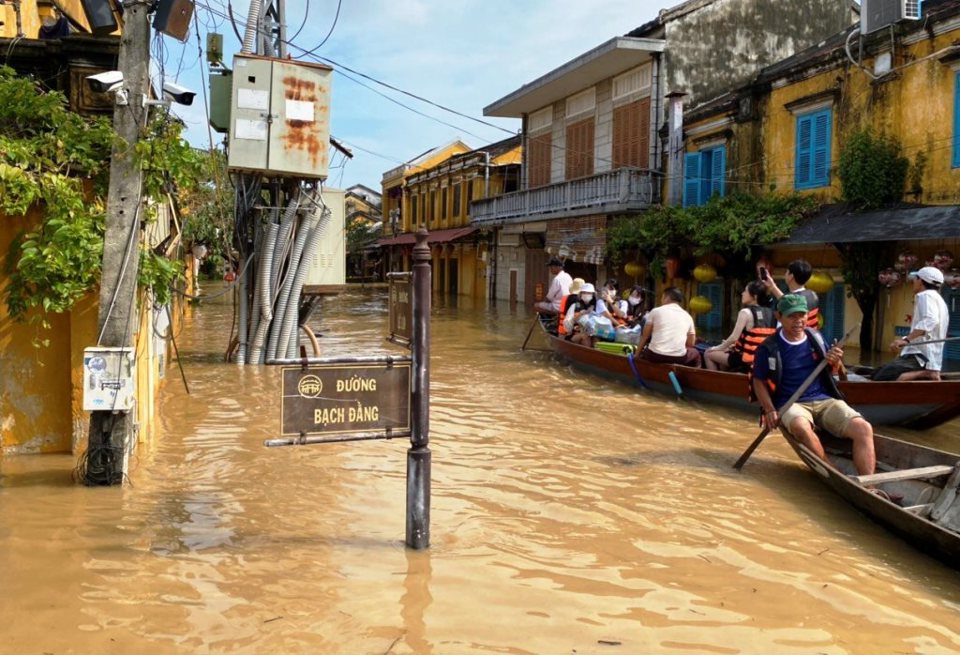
[877,268,900,288]
[665,256,680,279]
[933,250,954,271]
[896,251,918,273]
[224,271,237,282]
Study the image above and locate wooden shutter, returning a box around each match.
[683,151,700,207]
[612,98,650,168]
[710,146,726,199]
[795,114,813,188]
[954,72,960,168]
[812,111,831,186]
[565,118,595,180]
[528,133,552,188]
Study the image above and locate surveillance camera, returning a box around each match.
[86,70,124,94]
[162,81,196,106]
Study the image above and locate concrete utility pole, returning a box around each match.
[85,0,152,485]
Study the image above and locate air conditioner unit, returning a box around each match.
[862,0,922,34]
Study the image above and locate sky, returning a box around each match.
[157,0,666,193]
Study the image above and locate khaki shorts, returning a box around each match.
[781,398,862,437]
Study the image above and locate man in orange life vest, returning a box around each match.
[751,294,875,476]
[761,258,821,331]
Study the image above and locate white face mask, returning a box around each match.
[628,296,641,306]
[580,293,594,303]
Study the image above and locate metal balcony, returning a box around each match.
[470,168,660,226]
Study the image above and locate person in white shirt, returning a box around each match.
[534,258,572,315]
[873,266,950,381]
[636,287,701,367]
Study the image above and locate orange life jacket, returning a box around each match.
[558,294,575,336]
[796,289,820,330]
[734,305,777,366]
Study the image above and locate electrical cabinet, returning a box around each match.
[82,347,136,412]
[228,54,332,179]
[304,188,345,287]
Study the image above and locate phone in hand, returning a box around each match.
[759,266,768,281]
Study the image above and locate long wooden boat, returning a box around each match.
[780,429,960,567]
[542,330,960,429]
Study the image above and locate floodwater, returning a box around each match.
[2,288,960,655]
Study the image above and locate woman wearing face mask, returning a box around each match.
[624,285,648,328]
[564,283,597,345]
[704,280,774,371]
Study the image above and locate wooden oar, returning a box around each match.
[897,335,960,346]
[521,314,542,351]
[734,324,859,471]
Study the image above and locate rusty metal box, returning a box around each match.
[228,54,332,179]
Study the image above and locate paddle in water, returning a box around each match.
[521,313,542,351]
[733,324,859,471]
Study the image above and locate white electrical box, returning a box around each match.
[228,54,332,179]
[304,188,346,286]
[83,347,136,412]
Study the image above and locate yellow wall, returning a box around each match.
[1,0,112,39]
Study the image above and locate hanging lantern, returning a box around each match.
[877,268,901,288]
[806,271,835,294]
[665,256,681,279]
[895,251,918,273]
[689,295,713,314]
[933,250,954,271]
[693,263,717,283]
[624,261,643,278]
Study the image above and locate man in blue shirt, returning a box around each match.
[751,295,875,476]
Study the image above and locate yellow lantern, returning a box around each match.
[624,261,644,278]
[806,271,835,295]
[689,295,713,314]
[693,263,717,283]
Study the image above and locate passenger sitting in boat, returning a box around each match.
[624,286,648,328]
[534,257,572,316]
[557,277,585,338]
[597,286,625,327]
[872,266,950,382]
[636,287,701,367]
[564,282,597,345]
[603,279,629,321]
[704,281,774,371]
[751,294,876,476]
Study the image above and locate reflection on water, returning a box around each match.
[1,288,959,654]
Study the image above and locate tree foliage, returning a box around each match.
[607,192,818,277]
[837,129,909,209]
[0,66,204,337]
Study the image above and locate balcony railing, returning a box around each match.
[470,168,659,225]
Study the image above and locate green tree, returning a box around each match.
[837,129,909,209]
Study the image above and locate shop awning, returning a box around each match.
[783,204,960,244]
[376,226,478,247]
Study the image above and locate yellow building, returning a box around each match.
[1,12,183,458]
[677,6,960,361]
[379,137,521,299]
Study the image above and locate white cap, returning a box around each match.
[909,266,944,285]
[580,283,596,293]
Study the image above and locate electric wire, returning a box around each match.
[295,0,341,56]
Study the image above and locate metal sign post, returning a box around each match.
[264,228,432,550]
[407,228,431,550]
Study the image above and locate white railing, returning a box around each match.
[470,168,659,224]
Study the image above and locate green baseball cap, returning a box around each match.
[777,294,808,316]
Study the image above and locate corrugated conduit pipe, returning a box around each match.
[282,207,332,359]
[267,210,319,360]
[270,191,301,303]
[247,222,280,364]
[241,0,262,54]
[236,254,251,364]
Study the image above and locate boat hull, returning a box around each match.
[544,332,960,429]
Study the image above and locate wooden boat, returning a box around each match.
[542,330,960,429]
[780,429,960,567]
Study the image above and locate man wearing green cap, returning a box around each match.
[750,294,875,476]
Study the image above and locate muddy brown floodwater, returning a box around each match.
[2,288,960,655]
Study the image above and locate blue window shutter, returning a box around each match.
[698,149,712,205]
[812,110,831,186]
[710,146,726,198]
[819,283,845,343]
[795,115,812,188]
[953,72,960,169]
[695,282,723,332]
[944,287,959,366]
[683,152,700,207]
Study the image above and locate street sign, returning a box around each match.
[388,274,412,345]
[280,361,412,437]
